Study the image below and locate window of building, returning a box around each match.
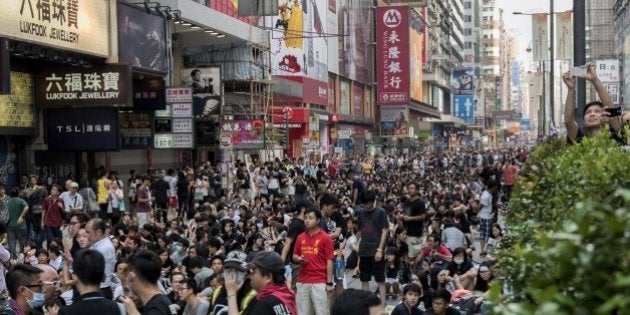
[465,42,473,49]
[465,15,472,22]
[464,2,472,9]
[465,29,472,35]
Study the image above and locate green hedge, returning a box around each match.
[490,133,630,314]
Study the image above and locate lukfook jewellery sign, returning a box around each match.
[1,0,109,56]
[38,64,132,107]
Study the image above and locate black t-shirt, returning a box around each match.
[403,197,426,237]
[248,296,294,315]
[176,180,189,198]
[237,171,250,189]
[285,218,305,264]
[153,180,170,204]
[319,211,346,248]
[140,294,171,315]
[352,179,366,203]
[356,206,388,257]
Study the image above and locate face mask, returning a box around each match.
[256,223,263,229]
[454,258,464,265]
[173,244,182,253]
[26,289,45,309]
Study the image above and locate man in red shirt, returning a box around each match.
[293,207,334,315]
[42,184,65,248]
[327,158,341,179]
[421,233,453,268]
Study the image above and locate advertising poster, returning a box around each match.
[451,67,474,95]
[271,0,305,76]
[47,108,120,151]
[453,95,474,124]
[302,0,329,105]
[327,0,339,74]
[380,105,408,137]
[118,2,167,73]
[409,27,423,102]
[181,67,221,117]
[328,77,336,113]
[221,120,264,147]
[353,84,363,116]
[377,6,410,105]
[337,0,372,83]
[532,13,549,61]
[340,80,351,115]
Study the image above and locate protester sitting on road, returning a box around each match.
[330,289,385,315]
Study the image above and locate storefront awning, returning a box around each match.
[409,100,441,118]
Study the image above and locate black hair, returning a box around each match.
[362,191,376,204]
[10,187,20,198]
[181,278,200,294]
[90,218,107,235]
[303,207,322,220]
[433,288,452,304]
[0,223,7,236]
[319,193,339,208]
[6,264,42,299]
[583,100,603,115]
[331,289,382,315]
[170,271,185,282]
[48,244,61,256]
[73,249,105,286]
[403,282,422,296]
[188,256,205,270]
[128,250,162,284]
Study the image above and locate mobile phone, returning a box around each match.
[570,66,587,78]
[605,106,622,117]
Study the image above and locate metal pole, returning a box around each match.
[542,60,546,136]
[549,0,555,133]
[573,0,586,126]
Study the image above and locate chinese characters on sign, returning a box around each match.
[19,0,80,43]
[221,120,264,147]
[46,107,119,151]
[532,14,549,61]
[377,6,409,105]
[38,65,131,107]
[596,59,620,105]
[120,112,151,149]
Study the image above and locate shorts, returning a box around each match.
[168,196,178,208]
[479,218,492,241]
[407,236,424,258]
[359,256,385,283]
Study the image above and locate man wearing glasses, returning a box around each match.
[35,264,62,311]
[4,263,45,314]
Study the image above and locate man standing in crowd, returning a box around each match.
[120,250,172,315]
[398,182,426,271]
[153,173,170,224]
[59,182,83,221]
[502,159,519,201]
[41,184,64,248]
[86,218,116,299]
[224,251,297,315]
[293,208,334,315]
[136,176,153,227]
[280,200,307,290]
[477,180,498,255]
[58,249,124,314]
[356,191,389,303]
[4,264,44,314]
[7,187,29,258]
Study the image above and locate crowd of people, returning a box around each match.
[0,148,527,315]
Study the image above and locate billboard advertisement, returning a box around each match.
[337,0,372,83]
[181,67,221,117]
[453,95,474,124]
[327,0,339,74]
[380,105,409,137]
[377,6,410,105]
[409,27,423,102]
[118,2,167,73]
[271,0,328,105]
[451,67,474,95]
[221,120,264,147]
[353,84,363,116]
[340,80,351,115]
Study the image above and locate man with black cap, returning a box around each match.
[225,251,296,315]
[209,250,256,315]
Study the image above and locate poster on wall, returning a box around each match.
[302,0,328,105]
[453,95,474,124]
[380,105,408,137]
[451,68,474,95]
[339,80,351,115]
[409,27,424,102]
[353,85,363,117]
[118,2,167,73]
[221,120,264,147]
[270,0,305,76]
[337,0,372,83]
[181,67,221,117]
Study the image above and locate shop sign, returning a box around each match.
[220,135,232,149]
[154,118,172,133]
[153,134,172,149]
[172,118,193,133]
[46,107,119,151]
[154,105,171,117]
[338,129,352,139]
[376,6,410,105]
[133,77,166,110]
[153,133,193,148]
[272,123,302,129]
[172,134,193,148]
[196,120,218,146]
[120,111,152,149]
[38,64,132,107]
[166,87,193,103]
[172,103,193,118]
[2,0,109,56]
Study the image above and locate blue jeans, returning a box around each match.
[45,226,62,247]
[27,220,45,249]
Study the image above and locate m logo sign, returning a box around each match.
[383,9,402,28]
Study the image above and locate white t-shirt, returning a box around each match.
[479,190,493,219]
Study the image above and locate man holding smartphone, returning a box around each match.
[563,63,626,144]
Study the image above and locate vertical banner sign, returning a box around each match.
[377,6,410,105]
[596,59,621,105]
[453,95,474,124]
[532,14,549,61]
[555,12,573,60]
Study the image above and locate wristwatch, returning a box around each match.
[326,282,334,286]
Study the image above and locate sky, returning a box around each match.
[495,0,573,65]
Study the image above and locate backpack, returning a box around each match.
[451,296,482,315]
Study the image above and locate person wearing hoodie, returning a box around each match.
[225,251,296,315]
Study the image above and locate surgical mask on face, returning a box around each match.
[173,244,182,253]
[256,223,263,229]
[26,289,45,309]
[454,258,464,265]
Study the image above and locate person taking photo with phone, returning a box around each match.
[563,63,626,144]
